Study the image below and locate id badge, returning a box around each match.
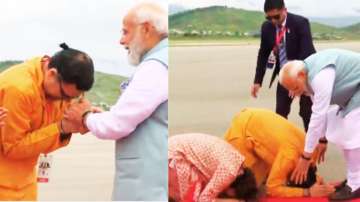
[266,51,276,69]
[37,154,52,183]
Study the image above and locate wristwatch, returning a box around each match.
[81,110,92,126]
[319,138,328,144]
[301,153,311,161]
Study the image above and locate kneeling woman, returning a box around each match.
[169,133,258,202]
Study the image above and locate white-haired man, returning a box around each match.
[64,2,168,201]
[278,49,360,200]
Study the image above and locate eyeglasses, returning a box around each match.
[266,14,281,21]
[57,74,73,100]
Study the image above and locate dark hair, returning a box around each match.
[264,0,285,12]
[49,43,94,91]
[287,166,317,188]
[218,168,258,201]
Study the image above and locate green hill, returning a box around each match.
[310,22,337,33]
[344,22,360,34]
[0,61,125,107]
[170,6,358,40]
[170,6,264,32]
[0,61,22,72]
[87,71,124,106]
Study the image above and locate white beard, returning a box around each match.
[127,32,146,66]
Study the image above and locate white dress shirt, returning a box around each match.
[86,60,168,140]
[305,67,335,153]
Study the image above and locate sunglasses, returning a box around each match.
[266,14,281,21]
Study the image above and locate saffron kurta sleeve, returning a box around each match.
[266,147,304,197]
[1,86,70,160]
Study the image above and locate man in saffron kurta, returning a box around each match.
[0,45,94,200]
[224,108,334,198]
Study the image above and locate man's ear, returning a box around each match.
[142,22,153,36]
[41,55,51,67]
[45,67,58,79]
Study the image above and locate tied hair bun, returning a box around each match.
[59,43,70,50]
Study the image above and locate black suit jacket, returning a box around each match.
[254,12,316,88]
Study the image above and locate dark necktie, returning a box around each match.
[278,25,287,68]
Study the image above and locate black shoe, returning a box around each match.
[335,180,347,192]
[329,184,360,201]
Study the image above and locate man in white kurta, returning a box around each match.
[279,49,360,200]
[64,2,168,200]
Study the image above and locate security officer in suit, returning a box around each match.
[250,0,315,131]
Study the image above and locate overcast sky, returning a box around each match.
[169,0,360,18]
[0,0,167,76]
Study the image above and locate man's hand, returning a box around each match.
[59,119,79,134]
[288,91,296,99]
[315,140,327,164]
[91,106,104,113]
[59,116,90,134]
[291,153,312,184]
[64,99,92,127]
[78,124,90,134]
[0,107,8,127]
[309,181,335,197]
[250,84,261,98]
[62,98,92,134]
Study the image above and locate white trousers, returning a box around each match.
[344,148,360,191]
[326,106,360,191]
[326,106,360,150]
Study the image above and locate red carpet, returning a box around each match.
[260,197,360,202]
